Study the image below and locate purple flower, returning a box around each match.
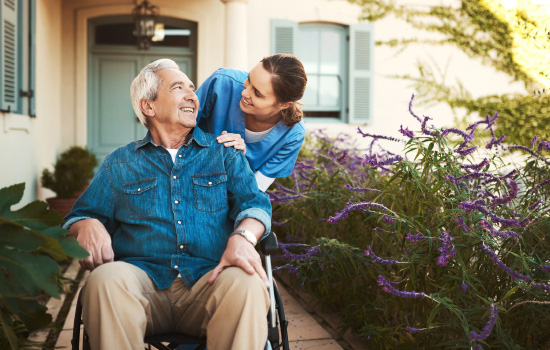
[272,264,299,276]
[460,158,489,172]
[441,127,473,141]
[280,243,321,261]
[268,192,304,204]
[343,184,382,193]
[365,246,398,265]
[531,282,550,292]
[455,146,477,157]
[405,233,426,242]
[365,154,403,168]
[537,140,550,152]
[382,215,395,224]
[460,283,469,293]
[327,201,392,224]
[456,217,471,233]
[377,275,426,299]
[408,94,423,123]
[486,134,506,149]
[404,326,423,333]
[470,304,498,341]
[528,179,550,194]
[490,180,518,207]
[436,232,456,267]
[478,220,519,241]
[459,199,486,212]
[357,127,403,142]
[272,220,286,227]
[399,125,414,139]
[529,200,542,210]
[481,243,530,282]
[508,145,550,165]
[542,265,550,273]
[531,136,539,149]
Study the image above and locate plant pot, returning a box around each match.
[46,197,77,218]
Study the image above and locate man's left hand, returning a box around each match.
[208,234,269,288]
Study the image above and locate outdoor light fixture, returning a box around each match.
[132,0,159,50]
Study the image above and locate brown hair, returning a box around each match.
[261,53,307,127]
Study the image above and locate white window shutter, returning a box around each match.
[271,19,297,55]
[0,0,19,112]
[348,22,374,124]
[29,0,36,116]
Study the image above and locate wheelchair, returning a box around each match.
[71,232,290,350]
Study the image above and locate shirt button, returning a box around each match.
[177,221,182,224]
[180,245,184,249]
[173,176,177,179]
[137,188,141,192]
[208,182,212,185]
[174,200,179,204]
[178,155,182,158]
[174,265,179,269]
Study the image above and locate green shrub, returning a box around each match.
[0,183,88,349]
[272,95,550,349]
[41,146,98,199]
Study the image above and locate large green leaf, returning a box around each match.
[0,247,60,299]
[1,298,51,332]
[0,224,44,251]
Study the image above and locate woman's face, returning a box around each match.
[240,62,287,122]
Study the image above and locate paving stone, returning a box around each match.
[289,339,345,350]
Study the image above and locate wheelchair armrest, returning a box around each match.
[260,231,279,255]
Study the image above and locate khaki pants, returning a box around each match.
[81,261,270,350]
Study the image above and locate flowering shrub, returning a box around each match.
[271,95,550,349]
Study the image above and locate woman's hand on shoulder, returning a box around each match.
[217,131,247,155]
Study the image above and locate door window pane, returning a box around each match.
[319,76,340,107]
[298,30,319,74]
[95,22,192,48]
[320,31,340,74]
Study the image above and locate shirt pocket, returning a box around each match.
[123,178,157,220]
[192,173,228,212]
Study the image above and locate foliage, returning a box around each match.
[0,183,88,349]
[271,96,550,349]
[345,0,550,146]
[41,146,98,199]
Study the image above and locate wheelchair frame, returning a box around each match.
[71,232,290,350]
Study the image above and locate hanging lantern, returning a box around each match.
[132,0,159,50]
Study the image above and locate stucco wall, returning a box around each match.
[0,0,63,205]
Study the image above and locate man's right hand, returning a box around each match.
[68,218,114,270]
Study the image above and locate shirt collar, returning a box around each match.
[135,127,209,150]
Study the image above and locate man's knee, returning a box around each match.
[214,267,269,308]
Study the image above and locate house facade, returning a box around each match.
[0,0,525,204]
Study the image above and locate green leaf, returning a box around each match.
[0,224,44,251]
[2,298,51,332]
[0,309,19,350]
[0,183,25,215]
[0,247,60,299]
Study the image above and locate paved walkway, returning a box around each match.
[50,261,346,350]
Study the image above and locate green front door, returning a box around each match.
[88,17,197,162]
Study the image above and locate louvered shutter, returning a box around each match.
[348,22,374,124]
[270,19,297,55]
[0,0,19,112]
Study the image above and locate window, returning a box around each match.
[0,0,36,116]
[271,19,373,124]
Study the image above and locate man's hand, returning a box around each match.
[216,131,247,155]
[208,234,269,288]
[68,218,114,271]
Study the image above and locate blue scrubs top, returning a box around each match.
[196,68,306,178]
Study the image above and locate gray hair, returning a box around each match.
[130,58,180,127]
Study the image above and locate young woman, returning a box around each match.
[196,54,307,191]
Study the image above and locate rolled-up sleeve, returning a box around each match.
[225,150,272,239]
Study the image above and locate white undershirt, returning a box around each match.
[245,127,276,192]
[167,149,178,162]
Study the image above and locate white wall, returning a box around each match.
[0,0,63,205]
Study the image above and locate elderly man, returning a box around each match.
[63,59,272,350]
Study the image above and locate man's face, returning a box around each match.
[150,68,198,129]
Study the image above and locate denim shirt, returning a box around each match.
[63,127,272,289]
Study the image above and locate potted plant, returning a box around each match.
[41,146,98,217]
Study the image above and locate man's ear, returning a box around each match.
[279,101,293,111]
[140,98,155,118]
